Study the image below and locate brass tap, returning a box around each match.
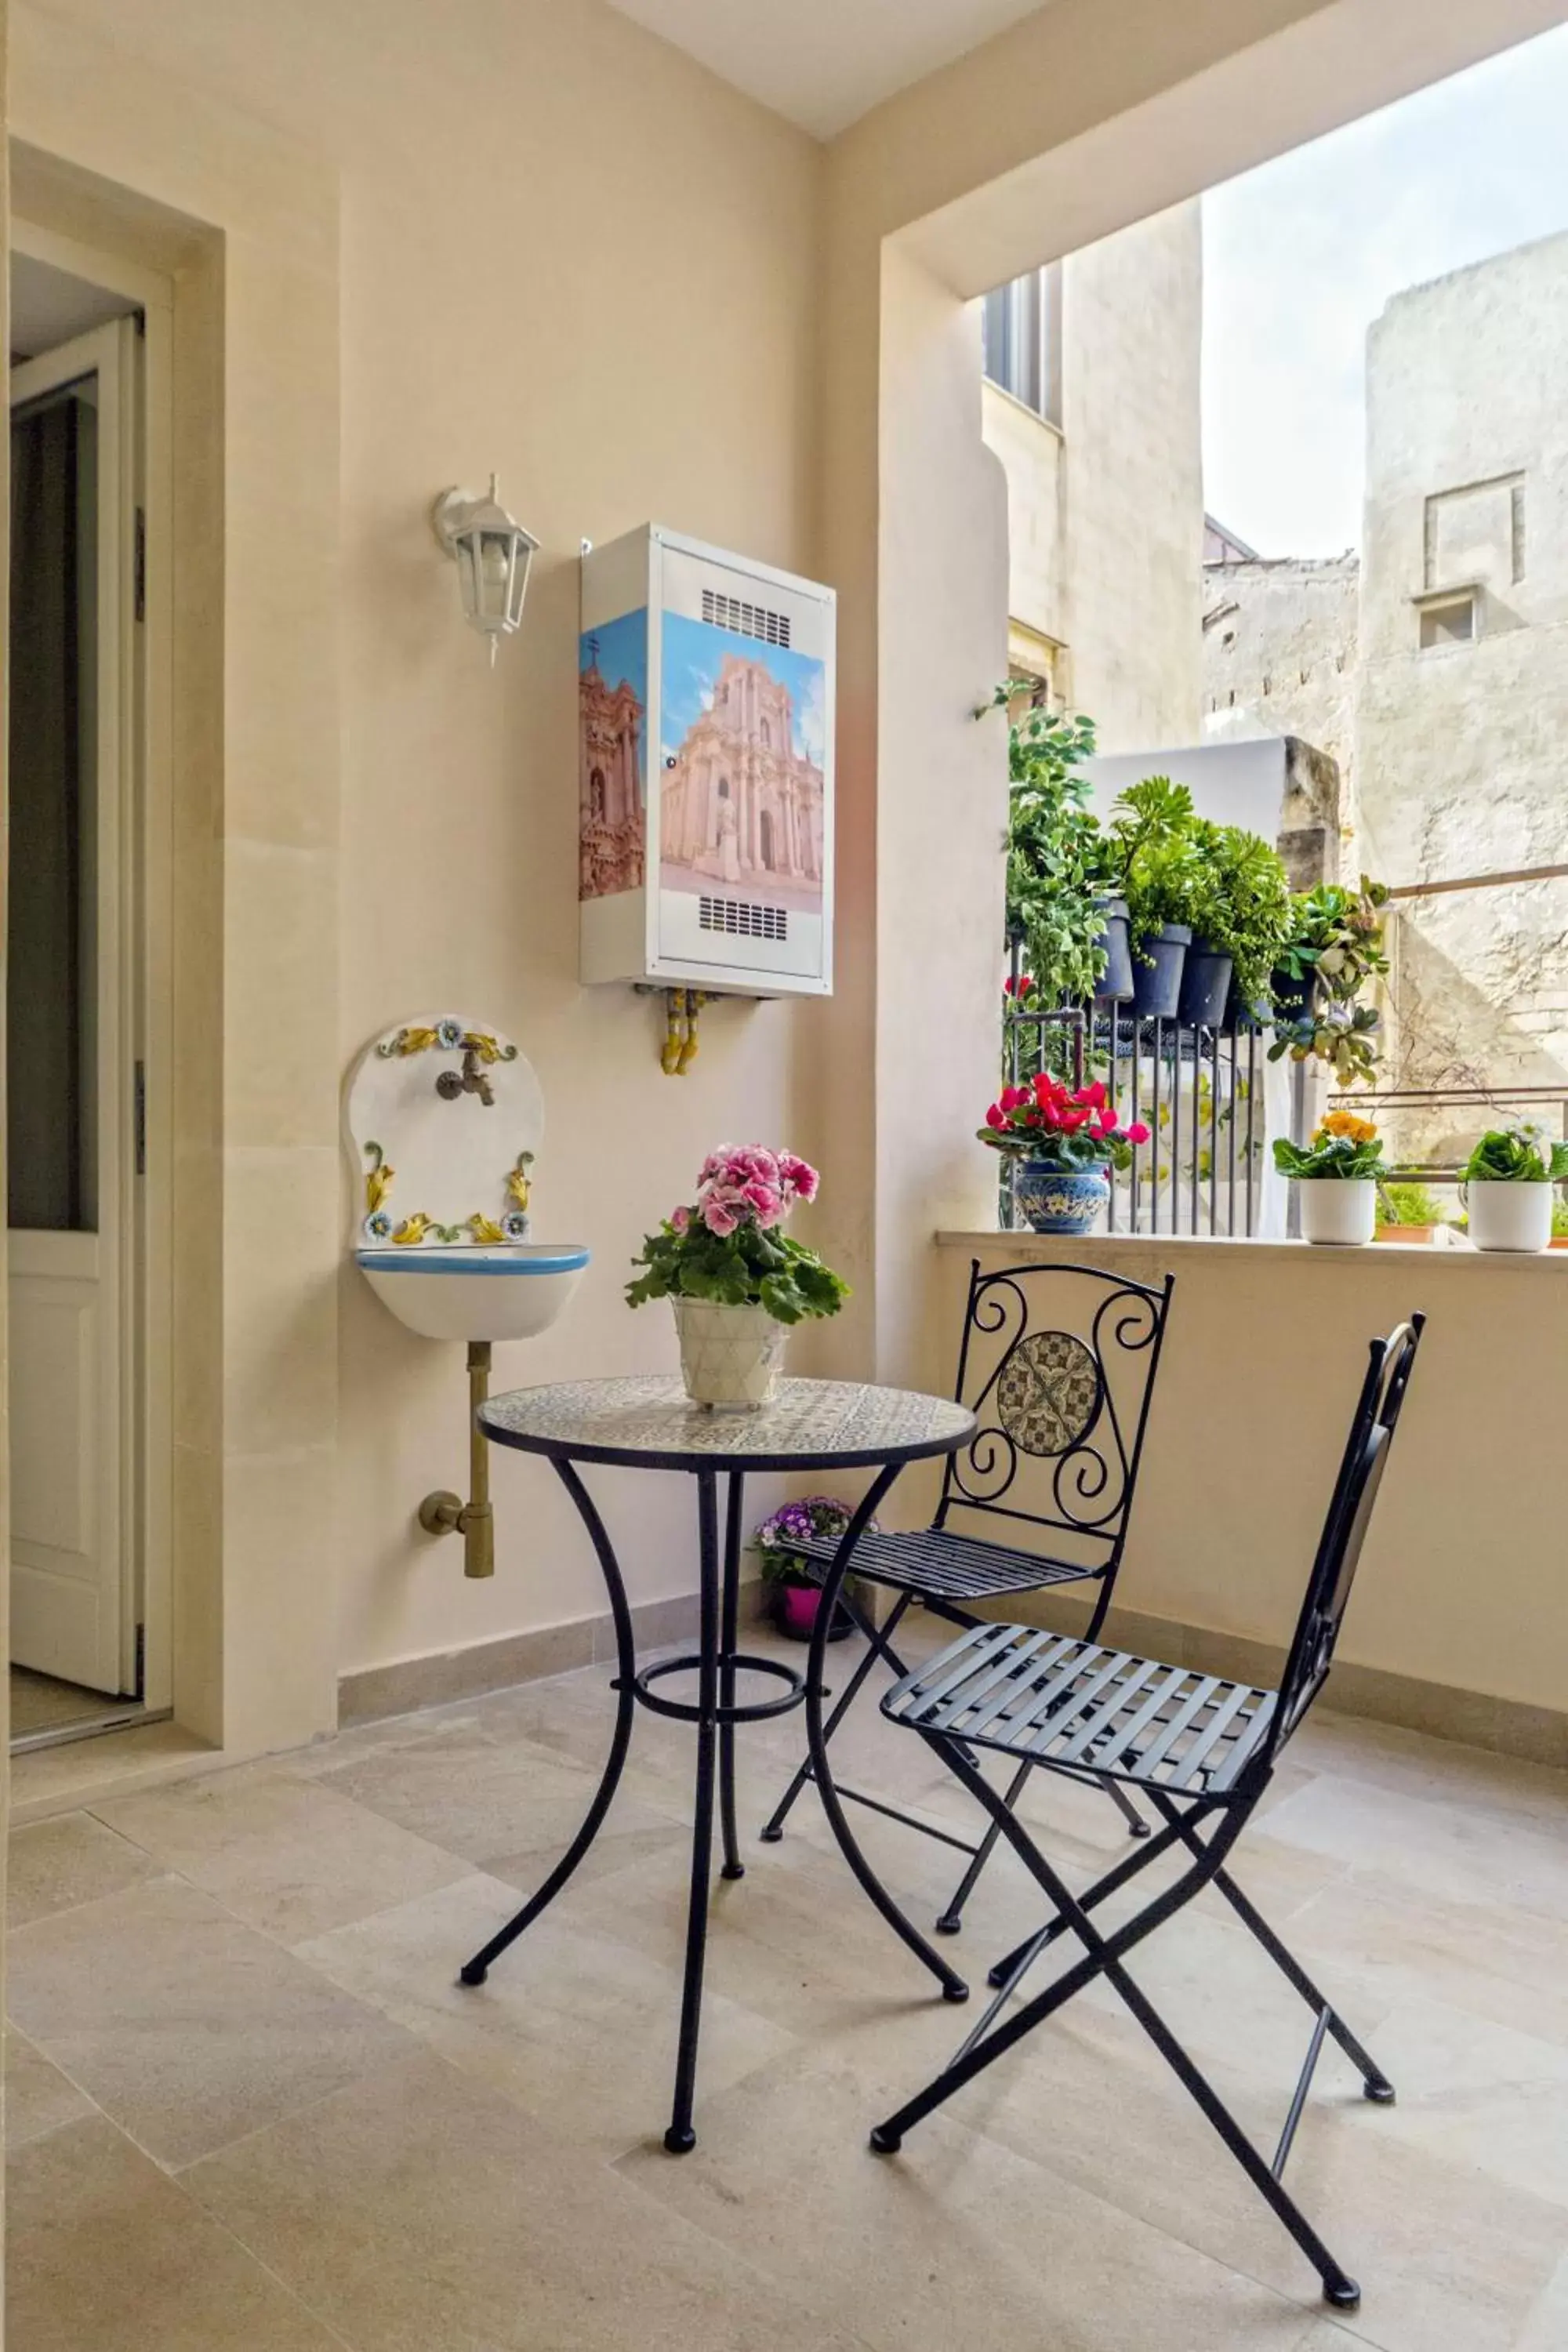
[436,1047,495,1106]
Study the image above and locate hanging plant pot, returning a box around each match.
[1464,1183,1552,1254]
[1221,973,1269,1033]
[1130,924,1191,1020]
[1177,939,1234,1029]
[1014,1161,1110,1236]
[1269,965,1314,1024]
[1297,1180,1377,1247]
[1091,897,1134,1003]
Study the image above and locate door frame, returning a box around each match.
[9,219,173,1721]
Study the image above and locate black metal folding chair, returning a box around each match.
[760,1259,1175,1931]
[858,1316,1425,2312]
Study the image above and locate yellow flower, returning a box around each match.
[1318,1109,1377,1147]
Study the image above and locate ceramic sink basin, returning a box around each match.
[357,1244,590,1341]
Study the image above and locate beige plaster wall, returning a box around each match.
[10,0,1568,1761]
[935,1234,1568,1723]
[12,0,821,1706]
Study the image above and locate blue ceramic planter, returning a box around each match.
[1014,1162,1110,1236]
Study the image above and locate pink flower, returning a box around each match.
[985,1104,1006,1131]
[702,1196,739,1236]
[671,1205,691,1232]
[742,1181,782,1225]
[778,1152,818,1202]
[1125,1121,1151,1146]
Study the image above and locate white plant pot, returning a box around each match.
[672,1298,786,1409]
[1298,1179,1376,1247]
[1465,1181,1552,1254]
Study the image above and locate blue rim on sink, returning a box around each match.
[355,1247,590,1276]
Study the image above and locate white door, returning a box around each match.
[9,319,140,1693]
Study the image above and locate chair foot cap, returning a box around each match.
[458,1963,488,1987]
[663,2126,697,2155]
[869,2127,902,2155]
[941,1980,970,2004]
[758,1825,785,1843]
[1363,2079,1396,2104]
[720,1862,746,1881]
[1323,2278,1360,2310]
[1129,1820,1152,1839]
[935,1915,963,1936]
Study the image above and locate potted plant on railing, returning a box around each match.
[1273,1110,1387,1246]
[626,1146,847,1408]
[1104,775,1203,1019]
[1269,878,1390,1084]
[1374,1180,1448,1246]
[993,689,1127,1012]
[1460,1122,1568,1254]
[979,1072,1150,1234]
[752,1496,872,1642]
[1185,821,1294,1031]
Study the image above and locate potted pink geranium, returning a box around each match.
[626,1146,848,1409]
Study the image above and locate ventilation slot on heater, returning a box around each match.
[699,895,789,943]
[701,588,792,648]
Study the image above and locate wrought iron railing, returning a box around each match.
[1000,961,1267,1238]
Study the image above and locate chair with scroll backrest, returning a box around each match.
[760,1258,1175,1929]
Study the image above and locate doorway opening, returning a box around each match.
[8,230,169,1752]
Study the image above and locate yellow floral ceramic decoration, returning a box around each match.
[349,1015,543,1247]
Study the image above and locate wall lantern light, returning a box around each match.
[431,474,539,663]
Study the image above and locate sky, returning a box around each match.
[1202,24,1568,559]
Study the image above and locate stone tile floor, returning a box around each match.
[7,1623,1568,2350]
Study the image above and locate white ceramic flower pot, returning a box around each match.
[1298,1179,1376,1247]
[672,1298,786,1409]
[1465,1181,1552,1254]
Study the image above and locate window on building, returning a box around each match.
[1419,590,1479,650]
[983,264,1062,425]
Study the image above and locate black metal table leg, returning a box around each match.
[459,1458,637,1987]
[717,1472,746,1882]
[805,1464,968,2005]
[665,1468,722,2153]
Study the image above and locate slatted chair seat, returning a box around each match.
[790,1526,1101,1605]
[883,1624,1277,1801]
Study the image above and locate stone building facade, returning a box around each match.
[1202,230,1568,1145]
[578,642,645,902]
[982,201,1205,753]
[659,652,825,902]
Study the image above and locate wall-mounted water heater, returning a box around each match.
[578,525,835,997]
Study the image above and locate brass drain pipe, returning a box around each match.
[418,1339,495,1577]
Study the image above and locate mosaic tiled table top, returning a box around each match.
[479,1375,975,1470]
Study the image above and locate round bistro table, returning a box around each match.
[466,1373,977,2152]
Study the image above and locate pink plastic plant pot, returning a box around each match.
[779,1584,821,1639]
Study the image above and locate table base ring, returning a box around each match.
[633,1650,806,1725]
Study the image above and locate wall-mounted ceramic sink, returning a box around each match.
[357,1244,590,1341]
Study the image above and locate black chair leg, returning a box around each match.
[1143,1788,1395,2102]
[759,1588,913,1842]
[872,1739,1367,2310]
[936,1756,1033,1933]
